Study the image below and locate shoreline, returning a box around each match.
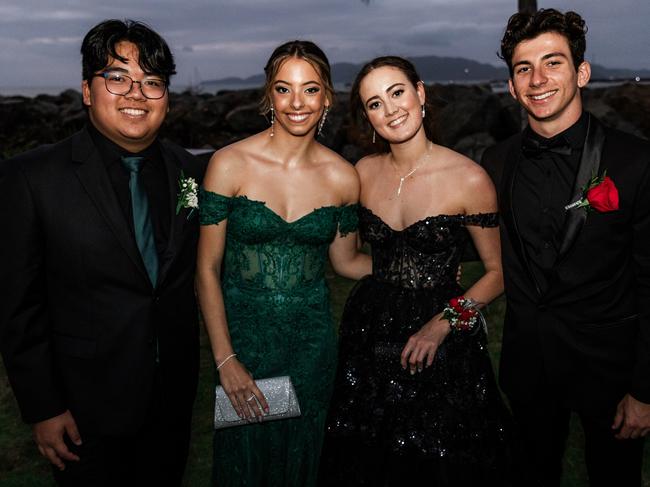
[1,78,648,98]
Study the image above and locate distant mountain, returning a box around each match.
[204,73,265,86]
[200,55,650,89]
[589,64,650,80]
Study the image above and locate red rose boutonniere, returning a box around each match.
[564,172,619,213]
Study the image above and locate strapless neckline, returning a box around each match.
[360,206,476,233]
[202,189,347,225]
[233,195,340,225]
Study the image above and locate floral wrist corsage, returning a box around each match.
[442,296,484,333]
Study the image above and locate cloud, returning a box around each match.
[188,41,279,54]
[24,36,80,46]
[0,0,648,90]
[0,6,93,22]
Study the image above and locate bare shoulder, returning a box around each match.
[437,146,494,193]
[354,152,385,185]
[203,136,260,195]
[315,144,360,203]
[434,146,496,213]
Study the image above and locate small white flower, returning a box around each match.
[187,193,199,209]
[176,172,199,216]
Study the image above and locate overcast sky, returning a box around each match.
[1,0,648,90]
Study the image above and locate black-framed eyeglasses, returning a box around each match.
[93,71,168,100]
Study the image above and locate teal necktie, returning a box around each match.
[121,156,159,286]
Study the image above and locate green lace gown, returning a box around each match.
[199,190,358,487]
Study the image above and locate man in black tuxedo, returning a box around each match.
[482,9,650,487]
[0,20,204,485]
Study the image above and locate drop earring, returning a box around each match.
[317,107,329,137]
[270,105,275,137]
[421,104,426,119]
[372,130,376,144]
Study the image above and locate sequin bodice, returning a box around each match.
[323,206,514,484]
[359,206,498,289]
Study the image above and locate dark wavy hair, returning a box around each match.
[259,40,335,114]
[350,56,437,152]
[499,8,588,77]
[81,19,176,83]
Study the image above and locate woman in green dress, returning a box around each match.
[196,41,370,486]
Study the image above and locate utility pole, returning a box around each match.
[518,0,538,14]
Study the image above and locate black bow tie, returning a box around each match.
[522,134,572,157]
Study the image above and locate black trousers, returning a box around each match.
[509,395,644,487]
[52,374,193,487]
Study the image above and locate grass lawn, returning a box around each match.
[1,262,648,485]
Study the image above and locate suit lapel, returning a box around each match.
[501,136,543,295]
[557,114,606,261]
[156,142,187,287]
[72,129,150,285]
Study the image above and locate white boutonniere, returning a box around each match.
[176,171,198,218]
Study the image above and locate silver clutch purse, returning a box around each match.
[214,375,301,429]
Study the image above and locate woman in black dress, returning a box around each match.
[321,57,515,486]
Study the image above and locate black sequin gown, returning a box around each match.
[320,207,516,486]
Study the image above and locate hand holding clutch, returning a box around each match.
[216,355,268,419]
[214,376,301,429]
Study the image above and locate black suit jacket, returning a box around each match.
[0,127,205,435]
[482,114,650,418]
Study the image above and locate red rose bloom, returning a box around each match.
[586,176,619,212]
[459,309,474,321]
[449,297,462,311]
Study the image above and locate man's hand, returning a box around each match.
[32,410,82,470]
[612,394,650,439]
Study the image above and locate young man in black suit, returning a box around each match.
[482,9,650,487]
[0,20,204,485]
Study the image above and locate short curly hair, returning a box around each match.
[499,8,588,77]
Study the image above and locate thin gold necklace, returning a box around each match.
[391,143,431,197]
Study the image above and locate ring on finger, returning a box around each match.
[246,394,256,402]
